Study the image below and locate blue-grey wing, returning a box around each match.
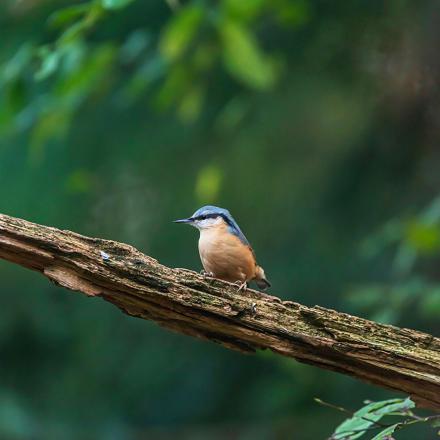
[227,220,250,246]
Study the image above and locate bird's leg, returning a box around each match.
[200,269,214,278]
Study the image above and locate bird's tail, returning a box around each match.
[255,266,271,290]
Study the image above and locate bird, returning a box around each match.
[174,205,270,291]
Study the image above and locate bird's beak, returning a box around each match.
[174,217,194,224]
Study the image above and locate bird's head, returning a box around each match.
[174,205,250,245]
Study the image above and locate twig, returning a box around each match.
[314,398,389,428]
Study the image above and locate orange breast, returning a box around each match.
[198,224,256,283]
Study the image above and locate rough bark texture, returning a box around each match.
[0,213,439,412]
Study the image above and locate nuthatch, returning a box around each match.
[175,205,270,291]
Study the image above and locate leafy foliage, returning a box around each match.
[331,398,414,439]
[0,0,297,148]
[347,196,440,325]
[326,398,439,440]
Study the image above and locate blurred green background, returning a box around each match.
[1,0,440,438]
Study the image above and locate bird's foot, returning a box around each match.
[200,269,214,278]
[234,280,248,292]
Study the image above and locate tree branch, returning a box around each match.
[0,213,439,411]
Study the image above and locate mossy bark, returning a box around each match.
[0,213,439,411]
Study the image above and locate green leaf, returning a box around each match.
[101,0,133,10]
[155,65,190,109]
[1,43,34,83]
[58,41,87,74]
[405,220,440,253]
[58,20,88,46]
[120,56,166,102]
[159,5,204,61]
[119,30,151,63]
[55,45,115,101]
[192,43,217,71]
[219,19,277,90]
[332,398,414,440]
[372,397,415,415]
[35,48,60,81]
[371,424,400,440]
[48,3,91,28]
[178,85,204,123]
[420,196,440,224]
[273,0,310,27]
[223,0,265,21]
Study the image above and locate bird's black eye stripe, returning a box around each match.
[195,213,218,221]
[193,213,235,228]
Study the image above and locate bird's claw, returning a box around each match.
[200,270,214,278]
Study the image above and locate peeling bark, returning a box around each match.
[0,213,439,412]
